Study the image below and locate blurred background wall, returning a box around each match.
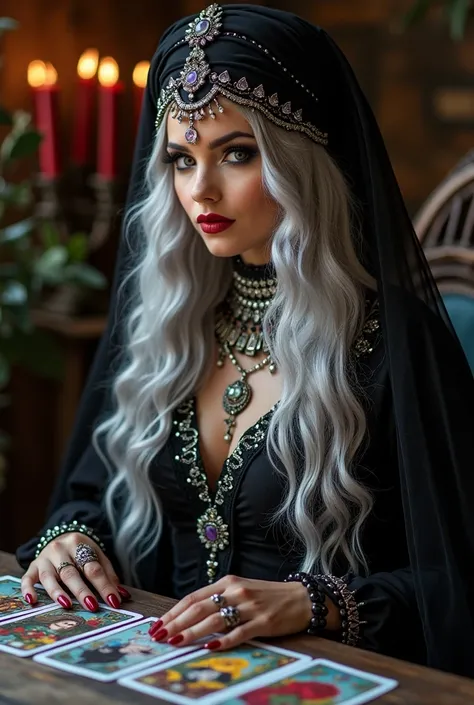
[1,0,474,552]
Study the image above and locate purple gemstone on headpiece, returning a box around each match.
[195,19,210,36]
[204,524,218,542]
[186,70,198,85]
[185,127,198,144]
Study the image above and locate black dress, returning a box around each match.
[16,303,425,666]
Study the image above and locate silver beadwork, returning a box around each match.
[155,3,328,146]
[34,521,106,559]
[175,398,274,583]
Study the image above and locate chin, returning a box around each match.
[201,238,245,259]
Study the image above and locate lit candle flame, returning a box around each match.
[98,57,119,87]
[45,63,58,86]
[77,49,99,80]
[27,60,47,88]
[27,60,57,87]
[133,60,150,88]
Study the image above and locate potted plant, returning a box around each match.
[0,17,107,490]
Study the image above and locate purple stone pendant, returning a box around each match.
[185,125,198,144]
[197,507,229,582]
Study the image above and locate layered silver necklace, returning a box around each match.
[214,257,277,443]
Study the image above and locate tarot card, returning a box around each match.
[118,640,312,705]
[34,617,204,682]
[222,658,399,705]
[0,602,143,657]
[0,576,53,622]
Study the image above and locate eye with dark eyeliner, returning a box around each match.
[161,144,259,170]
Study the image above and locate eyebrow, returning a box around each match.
[167,130,256,153]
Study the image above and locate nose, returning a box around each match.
[191,166,221,204]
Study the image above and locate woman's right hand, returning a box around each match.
[20,533,131,612]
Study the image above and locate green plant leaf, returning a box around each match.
[0,18,19,32]
[0,108,12,126]
[448,0,471,39]
[401,0,432,27]
[33,246,68,283]
[63,263,107,289]
[0,181,33,208]
[1,281,27,306]
[3,130,42,162]
[66,233,89,262]
[39,221,61,249]
[0,218,35,244]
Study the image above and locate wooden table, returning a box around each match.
[1,552,473,704]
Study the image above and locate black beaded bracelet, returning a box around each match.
[34,521,106,559]
[284,571,329,635]
[317,574,363,646]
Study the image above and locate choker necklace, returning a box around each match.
[215,256,277,357]
[214,256,277,443]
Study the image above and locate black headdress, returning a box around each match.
[18,4,474,677]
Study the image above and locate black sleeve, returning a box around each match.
[15,441,121,576]
[347,568,426,665]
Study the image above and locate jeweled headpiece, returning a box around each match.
[155,3,328,146]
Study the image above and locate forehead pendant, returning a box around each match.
[175,3,224,144]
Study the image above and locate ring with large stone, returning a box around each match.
[210,593,226,609]
[56,561,75,578]
[74,543,99,570]
[220,605,241,630]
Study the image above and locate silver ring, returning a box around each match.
[56,561,75,577]
[74,543,99,570]
[210,593,226,609]
[220,605,241,630]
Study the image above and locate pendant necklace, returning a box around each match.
[215,256,278,443]
[217,342,275,442]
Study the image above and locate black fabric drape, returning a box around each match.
[17,4,474,677]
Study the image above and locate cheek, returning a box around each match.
[232,172,276,221]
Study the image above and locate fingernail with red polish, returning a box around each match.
[168,634,184,646]
[148,619,163,635]
[25,594,35,605]
[152,628,168,642]
[57,595,72,609]
[117,585,132,600]
[205,640,221,650]
[84,596,99,612]
[107,594,121,609]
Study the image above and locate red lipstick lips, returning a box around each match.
[197,212,235,234]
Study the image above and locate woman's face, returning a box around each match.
[166,98,279,265]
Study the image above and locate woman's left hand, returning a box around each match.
[148,575,313,650]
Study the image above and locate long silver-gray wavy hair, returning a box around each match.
[93,105,376,585]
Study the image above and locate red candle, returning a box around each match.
[132,61,150,137]
[28,61,60,177]
[72,49,98,166]
[97,57,122,180]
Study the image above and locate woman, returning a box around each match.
[16,3,474,676]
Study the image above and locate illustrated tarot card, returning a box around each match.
[0,575,53,622]
[222,657,399,705]
[0,602,143,657]
[34,617,205,681]
[118,640,312,705]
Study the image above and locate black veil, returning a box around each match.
[24,5,474,677]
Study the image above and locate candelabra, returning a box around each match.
[34,167,121,316]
